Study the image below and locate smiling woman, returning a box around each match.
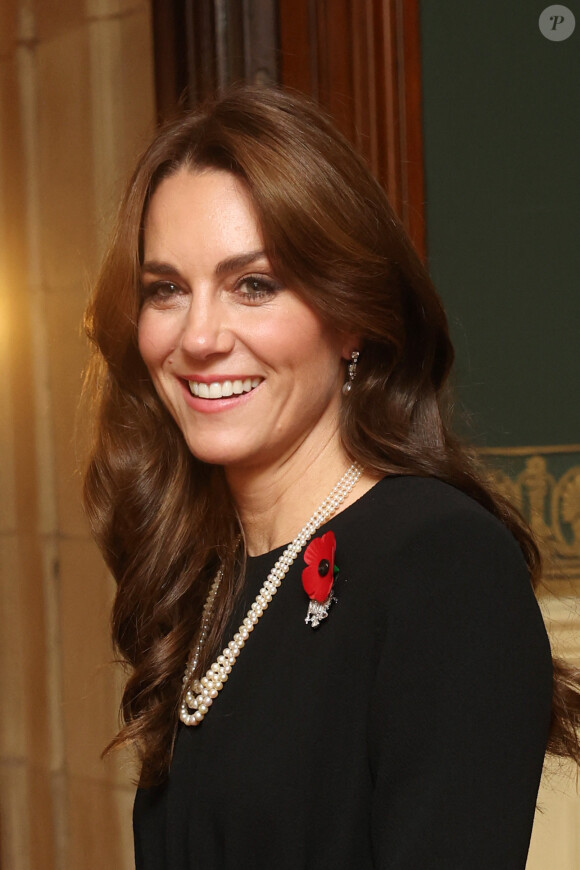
[82,86,580,869]
[137,168,353,472]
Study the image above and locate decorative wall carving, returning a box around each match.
[482,446,580,585]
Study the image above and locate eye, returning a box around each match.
[236,274,282,303]
[141,280,186,305]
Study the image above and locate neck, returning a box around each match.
[226,438,377,556]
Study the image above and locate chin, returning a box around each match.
[183,438,254,469]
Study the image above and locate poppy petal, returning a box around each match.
[302,532,337,602]
[303,531,336,566]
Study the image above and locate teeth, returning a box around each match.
[188,378,261,399]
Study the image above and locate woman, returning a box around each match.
[83,86,579,868]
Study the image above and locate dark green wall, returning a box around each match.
[420,2,580,447]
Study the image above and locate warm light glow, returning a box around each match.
[0,266,9,362]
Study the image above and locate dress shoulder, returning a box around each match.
[359,474,517,542]
[359,479,553,869]
[337,475,530,604]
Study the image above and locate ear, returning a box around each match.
[340,334,362,361]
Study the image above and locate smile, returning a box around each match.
[187,378,262,399]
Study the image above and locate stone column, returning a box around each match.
[0,2,155,867]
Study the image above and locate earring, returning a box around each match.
[342,350,360,395]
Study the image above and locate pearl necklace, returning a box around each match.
[179,462,363,726]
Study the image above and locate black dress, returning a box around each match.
[133,476,553,869]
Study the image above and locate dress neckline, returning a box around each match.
[245,473,391,566]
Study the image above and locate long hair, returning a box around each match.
[83,85,580,785]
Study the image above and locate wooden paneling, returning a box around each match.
[151,0,278,119]
[279,0,426,259]
[151,0,425,258]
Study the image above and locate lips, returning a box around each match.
[187,377,262,399]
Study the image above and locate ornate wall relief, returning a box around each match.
[482,446,580,590]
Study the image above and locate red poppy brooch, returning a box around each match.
[302,531,339,628]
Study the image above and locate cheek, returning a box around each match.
[267,306,341,363]
[137,311,174,369]
[275,326,344,398]
[289,317,344,373]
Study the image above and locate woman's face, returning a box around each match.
[138,168,355,473]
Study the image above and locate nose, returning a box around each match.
[179,290,235,359]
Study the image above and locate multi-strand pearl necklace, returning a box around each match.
[179,462,363,726]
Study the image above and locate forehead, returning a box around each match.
[143,168,263,261]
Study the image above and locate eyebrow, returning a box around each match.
[141,249,268,278]
[215,250,268,275]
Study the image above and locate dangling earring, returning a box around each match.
[342,350,360,395]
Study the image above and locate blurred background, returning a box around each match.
[0,1,578,867]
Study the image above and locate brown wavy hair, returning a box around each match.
[83,85,580,786]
